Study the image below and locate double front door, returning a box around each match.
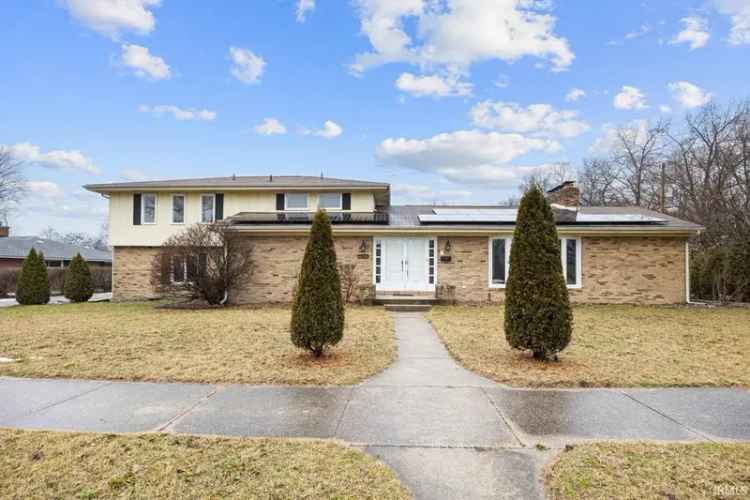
[376,237,434,292]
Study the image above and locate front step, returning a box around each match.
[383,303,433,312]
[376,295,437,305]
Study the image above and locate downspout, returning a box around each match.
[685,240,691,304]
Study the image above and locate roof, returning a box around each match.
[84,175,390,193]
[386,205,702,231]
[0,237,112,262]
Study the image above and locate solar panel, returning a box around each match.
[432,208,517,216]
[576,213,666,223]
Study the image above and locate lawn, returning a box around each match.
[0,429,410,499]
[0,302,395,385]
[427,305,750,387]
[546,442,750,499]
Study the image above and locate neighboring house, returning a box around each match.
[84,176,702,305]
[0,230,112,270]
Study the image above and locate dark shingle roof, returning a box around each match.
[85,175,390,192]
[0,237,112,262]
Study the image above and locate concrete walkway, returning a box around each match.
[0,292,112,308]
[2,312,750,499]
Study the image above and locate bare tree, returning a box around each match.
[519,162,574,193]
[151,222,253,305]
[578,158,622,206]
[338,263,360,303]
[39,225,110,252]
[0,147,25,224]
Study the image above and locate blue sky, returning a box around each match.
[2,0,749,236]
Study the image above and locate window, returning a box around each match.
[171,256,186,284]
[489,237,511,287]
[142,193,156,224]
[285,192,309,210]
[560,238,582,288]
[171,255,202,284]
[201,194,215,223]
[428,239,436,285]
[374,239,382,284]
[318,192,342,210]
[172,194,185,224]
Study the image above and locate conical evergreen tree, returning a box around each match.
[63,253,95,303]
[291,209,344,357]
[505,185,572,360]
[16,248,51,305]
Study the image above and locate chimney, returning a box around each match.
[546,181,580,207]
[0,226,8,238]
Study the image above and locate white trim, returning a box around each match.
[170,255,188,284]
[488,236,512,288]
[318,192,342,210]
[284,192,309,211]
[200,193,216,223]
[171,193,186,224]
[685,240,690,303]
[561,237,583,289]
[141,193,157,225]
[429,237,437,287]
[373,236,435,292]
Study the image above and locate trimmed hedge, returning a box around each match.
[504,185,572,360]
[15,249,51,305]
[290,209,345,357]
[64,253,95,303]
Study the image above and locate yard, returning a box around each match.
[546,442,750,499]
[427,305,750,387]
[0,429,409,499]
[0,302,396,385]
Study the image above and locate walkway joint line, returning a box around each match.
[157,386,221,433]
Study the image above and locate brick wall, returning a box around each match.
[113,234,687,305]
[436,235,687,304]
[112,236,372,303]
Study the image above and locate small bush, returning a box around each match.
[291,210,345,357]
[505,185,572,360]
[64,253,95,303]
[0,269,18,298]
[16,248,51,305]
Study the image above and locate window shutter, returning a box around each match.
[133,194,142,225]
[215,193,224,220]
[276,193,285,210]
[342,192,351,210]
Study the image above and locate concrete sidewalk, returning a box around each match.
[2,312,749,499]
[0,292,112,308]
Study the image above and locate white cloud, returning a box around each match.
[120,168,151,181]
[659,104,673,113]
[296,0,315,22]
[5,142,100,174]
[254,118,287,135]
[589,120,657,155]
[121,44,171,80]
[712,0,750,45]
[26,181,65,199]
[138,104,216,121]
[395,72,472,97]
[229,47,266,84]
[671,16,710,49]
[376,129,560,186]
[60,0,160,39]
[351,0,574,76]
[625,24,652,40]
[305,120,343,139]
[470,101,589,138]
[613,85,648,110]
[494,74,511,88]
[393,184,473,201]
[668,81,713,108]
[565,88,586,102]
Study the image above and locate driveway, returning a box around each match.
[2,311,749,499]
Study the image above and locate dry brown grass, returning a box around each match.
[0,303,395,385]
[0,429,410,499]
[546,442,750,499]
[427,305,750,387]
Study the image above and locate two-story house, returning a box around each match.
[84,175,702,304]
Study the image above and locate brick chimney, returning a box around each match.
[0,226,8,238]
[546,181,580,207]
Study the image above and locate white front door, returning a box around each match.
[376,237,435,292]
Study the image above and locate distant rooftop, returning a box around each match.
[0,237,112,262]
[85,175,390,192]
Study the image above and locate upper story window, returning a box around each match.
[489,237,511,287]
[142,193,156,224]
[172,194,185,224]
[201,194,215,223]
[285,192,308,210]
[318,192,342,210]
